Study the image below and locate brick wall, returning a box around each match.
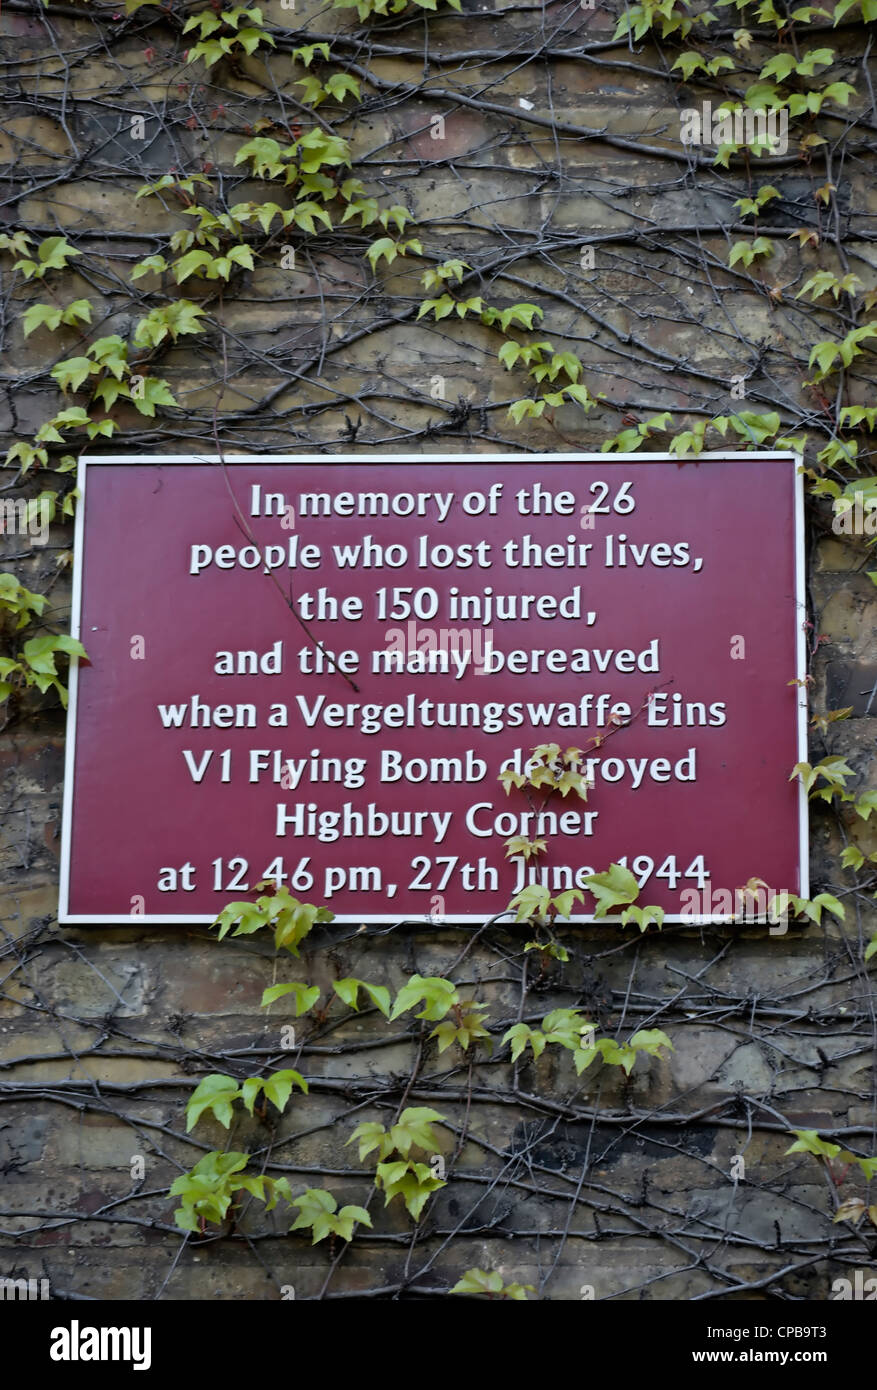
[1,0,876,1300]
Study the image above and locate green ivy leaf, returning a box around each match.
[785,1129,842,1160]
[23,304,63,337]
[333,977,391,1017]
[583,863,640,917]
[130,378,178,417]
[255,1068,308,1114]
[260,981,321,1013]
[389,974,458,1021]
[186,1073,241,1131]
[51,357,100,393]
[451,1267,533,1298]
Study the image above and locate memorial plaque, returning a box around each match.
[59,452,807,924]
